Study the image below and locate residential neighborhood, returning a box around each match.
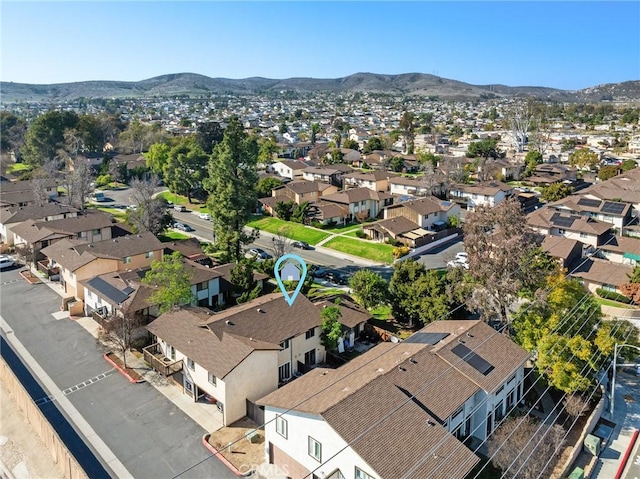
[2,48,640,479]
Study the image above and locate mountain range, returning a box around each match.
[1,72,639,103]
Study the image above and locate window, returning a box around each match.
[580,232,588,239]
[208,372,217,385]
[123,256,132,264]
[276,416,288,439]
[197,281,208,291]
[355,467,374,479]
[305,328,315,339]
[603,283,617,292]
[308,436,321,462]
[558,228,566,235]
[187,358,195,370]
[169,346,176,360]
[451,406,464,422]
[92,229,101,235]
[279,363,291,382]
[145,251,154,259]
[305,349,316,366]
[280,339,290,350]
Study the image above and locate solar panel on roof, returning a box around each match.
[86,277,130,304]
[551,214,577,228]
[451,343,494,375]
[122,286,135,295]
[577,198,601,208]
[601,202,626,215]
[404,332,450,344]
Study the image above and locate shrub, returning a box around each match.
[385,238,402,247]
[596,288,632,304]
[311,220,323,229]
[393,246,410,259]
[355,230,367,239]
[95,174,112,187]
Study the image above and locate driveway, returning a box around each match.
[0,267,236,479]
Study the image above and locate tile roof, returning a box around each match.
[146,307,279,379]
[207,293,322,344]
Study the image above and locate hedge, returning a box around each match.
[596,288,632,304]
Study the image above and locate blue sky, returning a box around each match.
[1,1,638,90]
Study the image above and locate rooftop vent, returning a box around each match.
[466,332,474,338]
[257,308,264,313]
[458,338,465,344]
[409,358,417,364]
[427,420,436,427]
[398,366,407,372]
[225,320,234,326]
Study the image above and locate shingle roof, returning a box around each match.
[146,307,279,379]
[569,258,633,287]
[11,210,113,244]
[391,196,453,216]
[343,171,398,182]
[451,181,512,196]
[541,236,581,261]
[314,299,372,328]
[364,216,421,236]
[0,203,78,225]
[278,160,309,170]
[207,293,322,344]
[527,209,613,236]
[283,180,323,194]
[321,187,392,205]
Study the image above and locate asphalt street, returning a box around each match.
[0,266,237,479]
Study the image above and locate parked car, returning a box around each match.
[292,241,310,250]
[447,252,469,270]
[309,265,329,278]
[198,213,211,220]
[325,270,349,285]
[247,248,272,260]
[174,205,187,212]
[173,222,194,232]
[0,255,15,270]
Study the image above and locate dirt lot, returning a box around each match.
[208,417,266,472]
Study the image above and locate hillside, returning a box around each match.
[1,72,639,103]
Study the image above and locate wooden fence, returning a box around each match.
[0,357,87,479]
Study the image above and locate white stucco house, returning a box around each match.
[259,320,530,479]
[268,160,309,180]
[448,181,513,211]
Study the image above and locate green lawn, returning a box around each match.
[324,236,394,263]
[307,283,347,300]
[157,231,191,242]
[322,223,361,233]
[6,163,32,174]
[371,304,392,321]
[594,297,635,309]
[344,230,364,238]
[94,206,127,221]
[247,217,330,245]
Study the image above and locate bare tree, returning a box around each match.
[270,228,292,258]
[463,197,540,324]
[127,174,172,235]
[68,163,94,210]
[505,100,536,153]
[98,311,144,370]
[563,395,588,418]
[108,159,122,185]
[487,416,565,479]
[31,173,49,207]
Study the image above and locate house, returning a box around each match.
[209,262,269,307]
[389,175,447,197]
[258,320,529,479]
[145,293,326,425]
[39,231,164,302]
[541,236,584,270]
[596,235,640,266]
[163,237,216,267]
[0,203,79,246]
[547,196,632,233]
[271,180,339,206]
[0,179,59,207]
[302,165,351,188]
[527,164,578,186]
[384,196,460,231]
[268,160,309,180]
[319,188,393,221]
[11,210,114,265]
[576,168,640,218]
[314,298,371,352]
[527,208,613,248]
[448,181,513,211]
[342,171,398,192]
[569,258,633,295]
[307,203,350,226]
[363,216,433,247]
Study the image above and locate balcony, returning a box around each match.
[143,343,183,376]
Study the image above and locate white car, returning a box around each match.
[0,255,15,270]
[447,252,469,270]
[198,213,211,220]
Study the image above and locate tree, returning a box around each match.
[504,100,536,153]
[320,305,343,351]
[540,182,574,202]
[76,114,103,152]
[569,148,599,170]
[257,177,283,198]
[127,175,173,235]
[326,149,344,165]
[364,136,384,153]
[258,136,279,165]
[399,111,415,154]
[66,163,94,210]
[145,143,171,176]
[0,111,26,155]
[487,416,565,479]
[523,150,543,176]
[270,230,292,258]
[598,165,620,181]
[204,115,259,261]
[621,159,637,171]
[291,201,310,224]
[142,252,193,313]
[416,150,441,168]
[98,311,144,370]
[389,259,454,327]
[310,123,321,145]
[163,137,208,203]
[349,269,388,310]
[620,265,640,303]
[21,110,79,166]
[467,138,502,160]
[274,200,294,221]
[195,121,224,154]
[463,197,541,324]
[230,259,261,304]
[389,156,405,172]
[342,138,359,151]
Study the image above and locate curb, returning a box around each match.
[19,270,42,285]
[202,434,253,477]
[103,353,145,384]
[616,428,639,479]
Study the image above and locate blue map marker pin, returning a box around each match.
[274,253,308,307]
